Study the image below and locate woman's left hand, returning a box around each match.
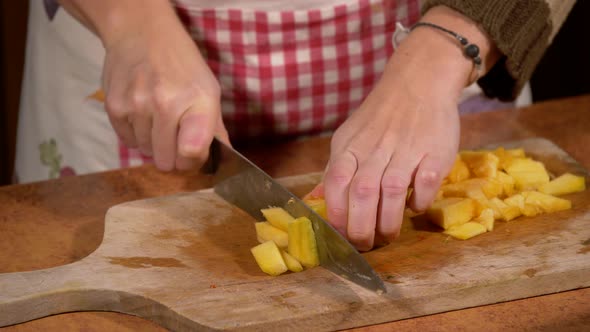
[323,70,461,251]
[317,5,501,251]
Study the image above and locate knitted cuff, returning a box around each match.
[421,0,552,101]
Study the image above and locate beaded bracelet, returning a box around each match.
[392,21,482,84]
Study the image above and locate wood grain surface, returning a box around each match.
[2,138,589,331]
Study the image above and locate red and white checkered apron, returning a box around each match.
[119,0,421,167]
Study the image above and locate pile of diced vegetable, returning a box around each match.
[250,147,586,276]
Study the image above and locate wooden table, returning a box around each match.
[1,94,589,331]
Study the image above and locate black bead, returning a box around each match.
[474,57,482,65]
[458,37,468,46]
[465,44,480,58]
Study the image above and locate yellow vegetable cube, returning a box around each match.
[447,156,471,183]
[261,207,294,232]
[504,194,541,217]
[489,197,522,221]
[538,173,586,196]
[280,250,303,272]
[426,197,476,230]
[255,222,289,248]
[444,222,488,240]
[474,208,495,231]
[506,148,526,158]
[493,147,526,170]
[504,158,550,190]
[288,217,320,268]
[251,241,288,276]
[496,171,516,197]
[459,151,499,178]
[441,178,503,199]
[521,191,572,213]
[303,198,328,220]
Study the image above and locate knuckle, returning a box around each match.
[351,176,379,200]
[418,169,442,186]
[328,207,347,218]
[326,167,353,187]
[130,91,149,112]
[381,173,411,197]
[105,96,127,120]
[152,85,177,112]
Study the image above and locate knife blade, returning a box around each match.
[202,138,386,293]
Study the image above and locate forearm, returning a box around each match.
[57,0,179,48]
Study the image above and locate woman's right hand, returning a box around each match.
[60,0,229,171]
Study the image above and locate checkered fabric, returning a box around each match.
[121,0,421,167]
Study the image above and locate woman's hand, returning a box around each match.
[59,0,229,171]
[322,6,500,251]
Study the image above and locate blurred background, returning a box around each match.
[1,1,589,186]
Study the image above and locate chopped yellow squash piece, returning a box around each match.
[521,191,572,213]
[280,250,303,272]
[444,222,487,240]
[489,197,522,221]
[460,151,499,178]
[496,171,516,197]
[251,241,288,276]
[506,148,526,158]
[441,178,503,199]
[474,208,495,231]
[505,193,542,217]
[303,198,328,219]
[493,147,526,170]
[288,217,320,268]
[447,157,471,183]
[261,207,294,232]
[255,222,288,248]
[426,197,475,230]
[504,158,550,190]
[538,173,586,196]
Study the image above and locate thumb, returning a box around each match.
[176,98,219,165]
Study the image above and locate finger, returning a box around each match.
[110,117,137,148]
[175,153,199,171]
[323,151,358,239]
[105,90,137,149]
[127,74,154,156]
[133,116,153,156]
[347,149,390,251]
[152,106,178,172]
[303,182,325,200]
[375,153,416,245]
[175,99,219,170]
[409,153,453,212]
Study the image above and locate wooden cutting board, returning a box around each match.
[1,138,589,331]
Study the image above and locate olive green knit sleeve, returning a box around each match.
[420,0,576,101]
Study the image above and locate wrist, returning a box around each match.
[385,5,500,100]
[385,27,473,100]
[93,0,176,49]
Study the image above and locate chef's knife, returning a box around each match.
[202,137,386,293]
